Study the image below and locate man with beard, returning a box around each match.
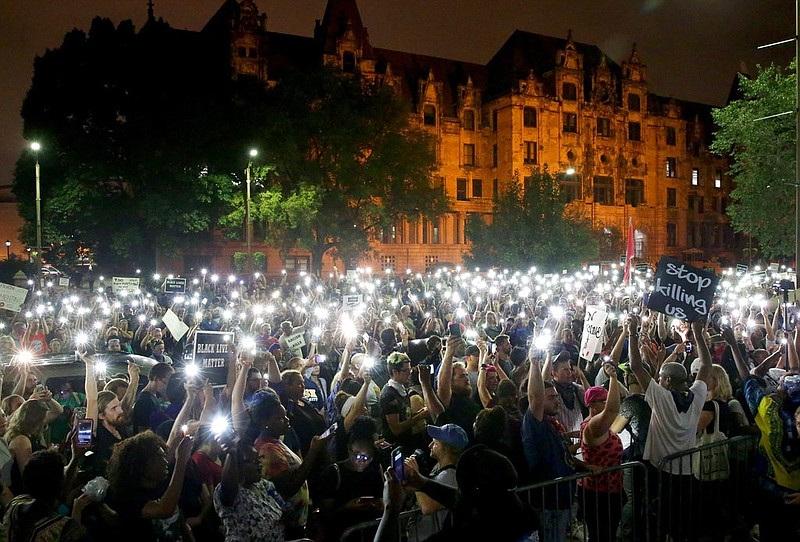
[492,334,515,377]
[88,390,131,476]
[421,337,482,442]
[544,350,586,437]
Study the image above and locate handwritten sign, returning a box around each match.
[580,306,607,361]
[0,282,28,312]
[58,277,70,287]
[646,256,719,322]
[193,331,234,385]
[736,264,748,275]
[112,276,140,294]
[162,308,189,342]
[284,332,306,352]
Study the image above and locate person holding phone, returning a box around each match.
[318,417,384,540]
[379,353,429,454]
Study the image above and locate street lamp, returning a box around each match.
[4,240,9,260]
[30,142,42,283]
[246,149,257,273]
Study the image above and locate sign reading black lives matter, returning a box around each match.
[193,331,235,385]
[646,256,719,322]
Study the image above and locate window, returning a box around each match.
[433,176,445,193]
[381,225,397,244]
[523,107,537,127]
[454,215,461,245]
[342,51,356,73]
[688,195,704,213]
[667,187,676,208]
[625,178,644,206]
[463,144,476,166]
[380,255,396,271]
[457,178,468,201]
[628,122,641,141]
[597,118,611,137]
[492,110,498,131]
[562,82,577,101]
[711,196,719,212]
[666,127,676,146]
[715,169,722,189]
[492,179,499,200]
[524,141,537,164]
[691,167,699,186]
[422,219,429,244]
[248,48,257,58]
[666,157,677,178]
[408,220,418,244]
[667,223,677,247]
[628,93,641,111]
[238,47,247,57]
[593,176,614,205]
[424,255,439,272]
[563,113,578,133]
[433,221,440,244]
[423,105,436,126]
[559,173,582,202]
[472,179,483,198]
[463,110,475,131]
[284,256,310,273]
[492,144,498,167]
[697,196,704,213]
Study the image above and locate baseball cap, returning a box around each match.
[427,423,469,450]
[584,386,608,405]
[690,359,703,376]
[465,344,480,357]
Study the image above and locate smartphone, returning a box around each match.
[448,323,462,338]
[684,341,693,354]
[391,447,404,481]
[77,419,93,448]
[321,422,338,439]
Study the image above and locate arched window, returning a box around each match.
[342,51,356,73]
[423,104,437,126]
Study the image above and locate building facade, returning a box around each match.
[166,0,737,274]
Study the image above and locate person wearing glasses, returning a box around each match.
[318,417,384,540]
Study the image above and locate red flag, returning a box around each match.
[623,218,634,284]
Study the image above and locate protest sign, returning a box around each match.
[646,256,719,322]
[0,282,28,312]
[58,277,70,287]
[112,276,140,294]
[342,294,363,309]
[736,264,748,274]
[162,308,189,341]
[284,332,306,352]
[164,277,187,294]
[580,306,607,361]
[193,331,234,385]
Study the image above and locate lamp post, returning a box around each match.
[30,142,42,283]
[246,149,257,274]
[4,240,9,260]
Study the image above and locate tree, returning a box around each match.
[219,67,450,274]
[711,60,795,259]
[464,168,599,271]
[14,17,252,271]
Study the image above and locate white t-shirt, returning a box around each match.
[643,379,707,475]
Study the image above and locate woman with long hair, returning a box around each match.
[4,399,48,495]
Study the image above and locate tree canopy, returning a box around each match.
[14,17,254,271]
[711,60,796,259]
[464,168,599,271]
[219,67,449,274]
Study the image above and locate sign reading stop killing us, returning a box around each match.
[646,256,719,322]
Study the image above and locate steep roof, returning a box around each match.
[316,0,373,58]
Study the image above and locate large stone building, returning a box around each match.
[167,0,738,274]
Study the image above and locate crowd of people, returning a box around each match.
[0,263,798,541]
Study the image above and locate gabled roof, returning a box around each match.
[316,0,373,58]
[485,29,622,101]
[373,48,486,117]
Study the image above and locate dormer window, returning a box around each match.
[562,82,577,101]
[423,105,437,126]
[628,93,641,111]
[463,110,475,131]
[342,51,356,73]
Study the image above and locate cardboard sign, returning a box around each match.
[342,294,363,309]
[284,332,306,352]
[635,263,649,273]
[0,282,28,312]
[736,264,748,274]
[580,306,607,362]
[58,277,70,287]
[112,276,140,294]
[193,331,234,385]
[162,308,189,341]
[646,256,719,322]
[164,277,187,294]
[769,262,780,272]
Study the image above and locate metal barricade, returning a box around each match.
[340,507,431,542]
[654,434,758,542]
[515,461,650,542]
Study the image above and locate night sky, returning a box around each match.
[0,0,794,188]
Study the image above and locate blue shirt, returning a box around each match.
[522,409,574,508]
